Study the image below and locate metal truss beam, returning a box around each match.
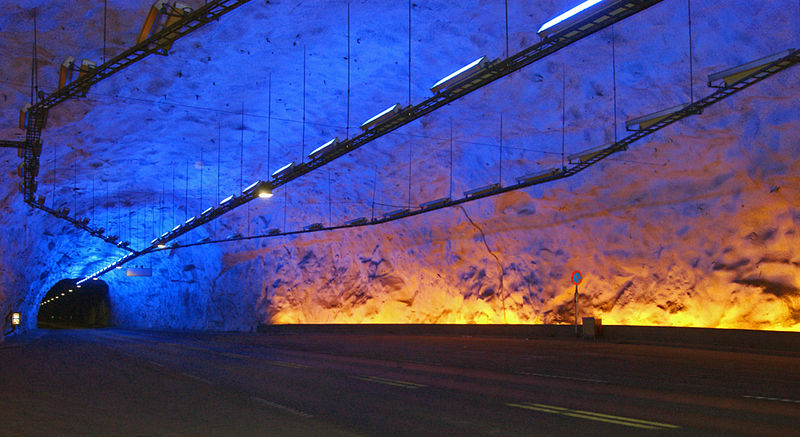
[19,0,253,249]
[81,47,800,283]
[0,140,26,149]
[266,0,665,189]
[130,0,666,254]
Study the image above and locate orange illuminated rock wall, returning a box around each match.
[0,0,798,332]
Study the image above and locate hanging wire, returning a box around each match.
[407,141,412,208]
[687,0,694,104]
[160,182,165,236]
[128,199,132,246]
[561,64,566,169]
[612,24,618,143]
[240,103,244,191]
[267,72,272,172]
[328,168,332,226]
[217,118,221,234]
[118,193,122,243]
[245,105,250,235]
[143,202,147,247]
[449,120,453,200]
[217,118,221,204]
[408,0,412,106]
[172,167,176,224]
[31,8,39,104]
[106,182,109,234]
[302,45,307,162]
[74,160,78,216]
[346,1,351,137]
[103,0,108,64]
[370,167,377,220]
[199,144,203,210]
[185,160,189,221]
[499,114,503,184]
[504,0,509,58]
[51,143,56,208]
[283,184,288,231]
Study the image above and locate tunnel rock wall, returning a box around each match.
[0,0,799,331]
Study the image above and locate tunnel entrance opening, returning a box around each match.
[37,278,112,329]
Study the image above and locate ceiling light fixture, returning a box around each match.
[431,56,489,94]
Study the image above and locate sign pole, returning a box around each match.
[574,284,578,336]
[571,270,582,337]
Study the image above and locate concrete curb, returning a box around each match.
[257,323,800,354]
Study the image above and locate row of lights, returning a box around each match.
[71,0,789,285]
[34,0,611,262]
[40,285,82,307]
[152,180,274,249]
[75,180,276,284]
[263,0,632,183]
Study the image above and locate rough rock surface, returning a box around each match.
[1,0,799,331]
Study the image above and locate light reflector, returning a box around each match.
[516,168,563,185]
[383,208,410,219]
[360,104,402,131]
[420,197,452,210]
[243,180,273,198]
[430,56,489,94]
[308,138,339,160]
[304,223,324,231]
[538,0,604,37]
[567,144,615,164]
[707,49,794,87]
[345,217,367,226]
[271,162,296,179]
[464,183,501,198]
[625,103,691,131]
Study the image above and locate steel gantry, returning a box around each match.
[21,0,664,261]
[13,0,255,252]
[77,46,800,285]
[114,0,669,254]
[265,0,666,189]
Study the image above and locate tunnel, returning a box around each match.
[36,279,111,329]
[2,0,800,434]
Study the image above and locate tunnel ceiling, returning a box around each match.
[1,0,800,331]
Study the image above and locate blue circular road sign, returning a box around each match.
[571,270,583,285]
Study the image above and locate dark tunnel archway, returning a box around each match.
[37,279,112,329]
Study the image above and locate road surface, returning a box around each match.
[1,328,799,435]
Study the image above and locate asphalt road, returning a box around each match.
[1,328,799,436]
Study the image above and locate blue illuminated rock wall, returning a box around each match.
[1,0,799,332]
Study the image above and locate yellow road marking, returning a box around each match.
[353,375,427,389]
[508,402,680,430]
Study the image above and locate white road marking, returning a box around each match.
[516,371,606,384]
[744,395,800,404]
[251,396,314,418]
[147,361,165,367]
[218,352,249,359]
[353,375,427,389]
[265,360,312,369]
[181,372,213,385]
